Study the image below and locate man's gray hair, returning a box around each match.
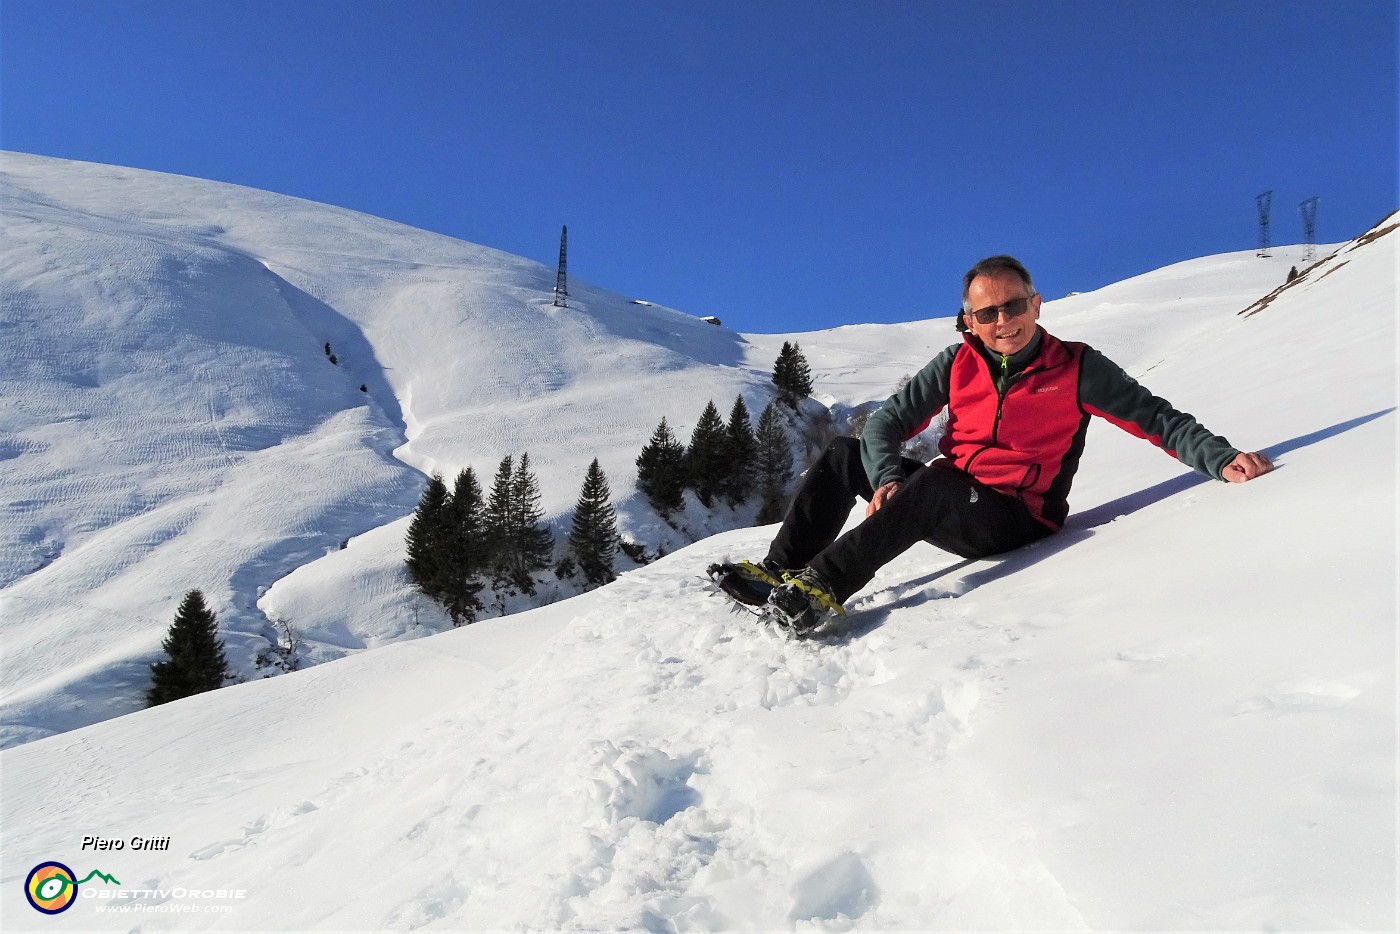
[961,255,1036,312]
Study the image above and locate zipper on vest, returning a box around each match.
[964,362,1049,474]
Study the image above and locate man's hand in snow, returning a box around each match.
[1223,451,1274,483]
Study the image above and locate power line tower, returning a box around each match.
[553,225,569,308]
[1255,190,1273,257]
[1299,197,1320,262]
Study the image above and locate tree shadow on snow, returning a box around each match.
[831,407,1394,640]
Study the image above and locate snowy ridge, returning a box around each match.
[1,154,1394,929]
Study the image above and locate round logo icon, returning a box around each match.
[25,862,78,914]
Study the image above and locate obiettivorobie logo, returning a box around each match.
[24,862,121,914]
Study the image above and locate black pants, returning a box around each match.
[765,437,1053,603]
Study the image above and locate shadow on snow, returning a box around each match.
[830,407,1394,642]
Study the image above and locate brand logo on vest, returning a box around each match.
[1029,385,1062,393]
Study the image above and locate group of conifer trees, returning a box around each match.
[635,344,812,525]
[405,453,620,625]
[145,345,818,703]
[635,396,795,524]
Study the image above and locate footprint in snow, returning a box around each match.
[188,799,319,860]
[1232,680,1361,716]
[589,740,703,825]
[789,851,880,923]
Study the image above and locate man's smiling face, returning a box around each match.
[964,272,1042,356]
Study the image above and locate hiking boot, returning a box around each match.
[765,567,845,636]
[706,558,787,607]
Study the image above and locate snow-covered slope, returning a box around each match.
[2,149,1393,929]
[0,153,770,747]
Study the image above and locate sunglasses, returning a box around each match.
[966,294,1036,325]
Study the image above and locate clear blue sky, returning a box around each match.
[3,1,1395,333]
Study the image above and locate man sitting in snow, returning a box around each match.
[711,255,1274,634]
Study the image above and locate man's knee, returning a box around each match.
[792,435,872,504]
[826,435,861,462]
[824,436,870,488]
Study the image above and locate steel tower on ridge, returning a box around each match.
[1299,197,1320,262]
[553,225,569,308]
[1256,191,1273,257]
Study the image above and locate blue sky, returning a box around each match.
[3,1,1395,333]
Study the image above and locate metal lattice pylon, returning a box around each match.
[1256,190,1273,257]
[1299,197,1320,262]
[553,225,569,308]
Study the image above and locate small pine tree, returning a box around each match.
[636,418,686,517]
[723,395,757,506]
[510,452,554,593]
[754,401,794,523]
[484,455,515,586]
[772,341,814,409]
[442,467,487,625]
[405,474,452,602]
[685,400,728,508]
[484,453,554,596]
[568,458,620,587]
[772,341,792,396]
[791,343,814,397]
[146,590,231,707]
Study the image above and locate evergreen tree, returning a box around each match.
[791,343,814,397]
[723,395,757,506]
[405,473,452,602]
[484,455,516,585]
[635,417,686,517]
[685,400,729,508]
[441,467,487,625]
[486,454,554,594]
[772,341,815,408]
[568,458,620,587]
[509,452,554,593]
[754,400,794,523]
[146,590,231,707]
[772,341,792,396]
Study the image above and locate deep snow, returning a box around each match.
[1,154,1395,930]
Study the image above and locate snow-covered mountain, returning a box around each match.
[1,152,774,747]
[2,154,1395,930]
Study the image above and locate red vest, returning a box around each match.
[938,332,1088,529]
